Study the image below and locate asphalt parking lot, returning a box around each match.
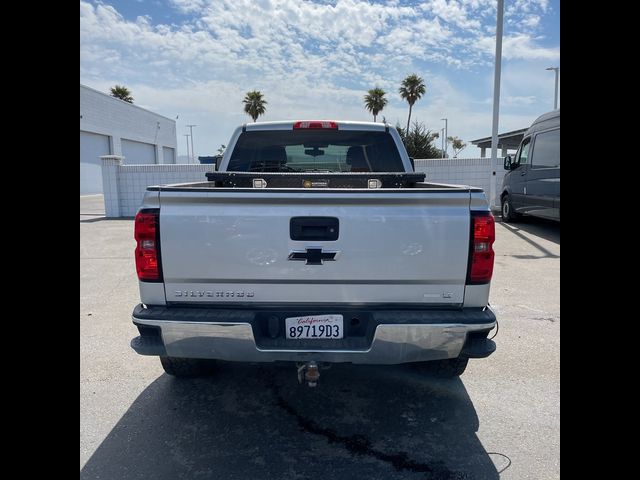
[80,195,559,480]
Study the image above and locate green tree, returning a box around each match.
[110,85,134,103]
[398,74,426,135]
[363,87,388,122]
[447,136,467,158]
[242,90,267,122]
[396,121,442,159]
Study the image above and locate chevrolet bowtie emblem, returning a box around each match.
[288,248,339,265]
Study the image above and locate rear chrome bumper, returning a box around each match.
[131,304,496,364]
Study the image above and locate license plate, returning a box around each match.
[285,314,343,339]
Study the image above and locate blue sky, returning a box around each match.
[80,0,559,159]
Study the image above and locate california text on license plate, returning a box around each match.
[285,315,344,339]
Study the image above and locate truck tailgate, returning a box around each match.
[158,189,471,305]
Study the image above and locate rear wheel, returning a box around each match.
[501,194,520,223]
[413,357,469,378]
[160,356,217,377]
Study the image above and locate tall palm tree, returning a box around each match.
[398,74,426,134]
[242,90,267,122]
[110,85,134,103]
[363,87,388,122]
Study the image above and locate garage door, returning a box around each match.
[80,131,110,194]
[163,146,175,164]
[122,139,156,165]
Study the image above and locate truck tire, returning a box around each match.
[501,194,520,223]
[414,357,469,378]
[159,356,216,377]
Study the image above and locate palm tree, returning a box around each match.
[110,85,134,103]
[398,74,426,134]
[242,90,267,122]
[363,87,388,122]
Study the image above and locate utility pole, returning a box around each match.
[184,134,190,163]
[441,118,448,157]
[489,0,504,210]
[187,124,197,163]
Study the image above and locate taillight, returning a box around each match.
[467,211,495,284]
[134,209,162,282]
[293,121,338,129]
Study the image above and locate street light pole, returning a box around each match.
[440,128,445,158]
[546,67,559,109]
[187,124,197,163]
[489,0,504,210]
[441,118,448,157]
[184,134,190,163]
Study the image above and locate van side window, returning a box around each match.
[517,137,531,165]
[531,129,560,168]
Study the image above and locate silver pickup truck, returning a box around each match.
[131,120,496,386]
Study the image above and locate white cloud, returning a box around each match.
[475,34,559,60]
[169,0,206,14]
[509,0,549,14]
[423,0,482,30]
[80,0,559,157]
[521,15,541,28]
[503,95,537,106]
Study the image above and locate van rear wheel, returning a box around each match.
[501,194,520,223]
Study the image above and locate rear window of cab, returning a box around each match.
[227,130,404,172]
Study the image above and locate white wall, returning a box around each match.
[80,84,177,192]
[414,157,505,208]
[100,157,504,218]
[101,158,212,217]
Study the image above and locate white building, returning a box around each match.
[80,84,177,194]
